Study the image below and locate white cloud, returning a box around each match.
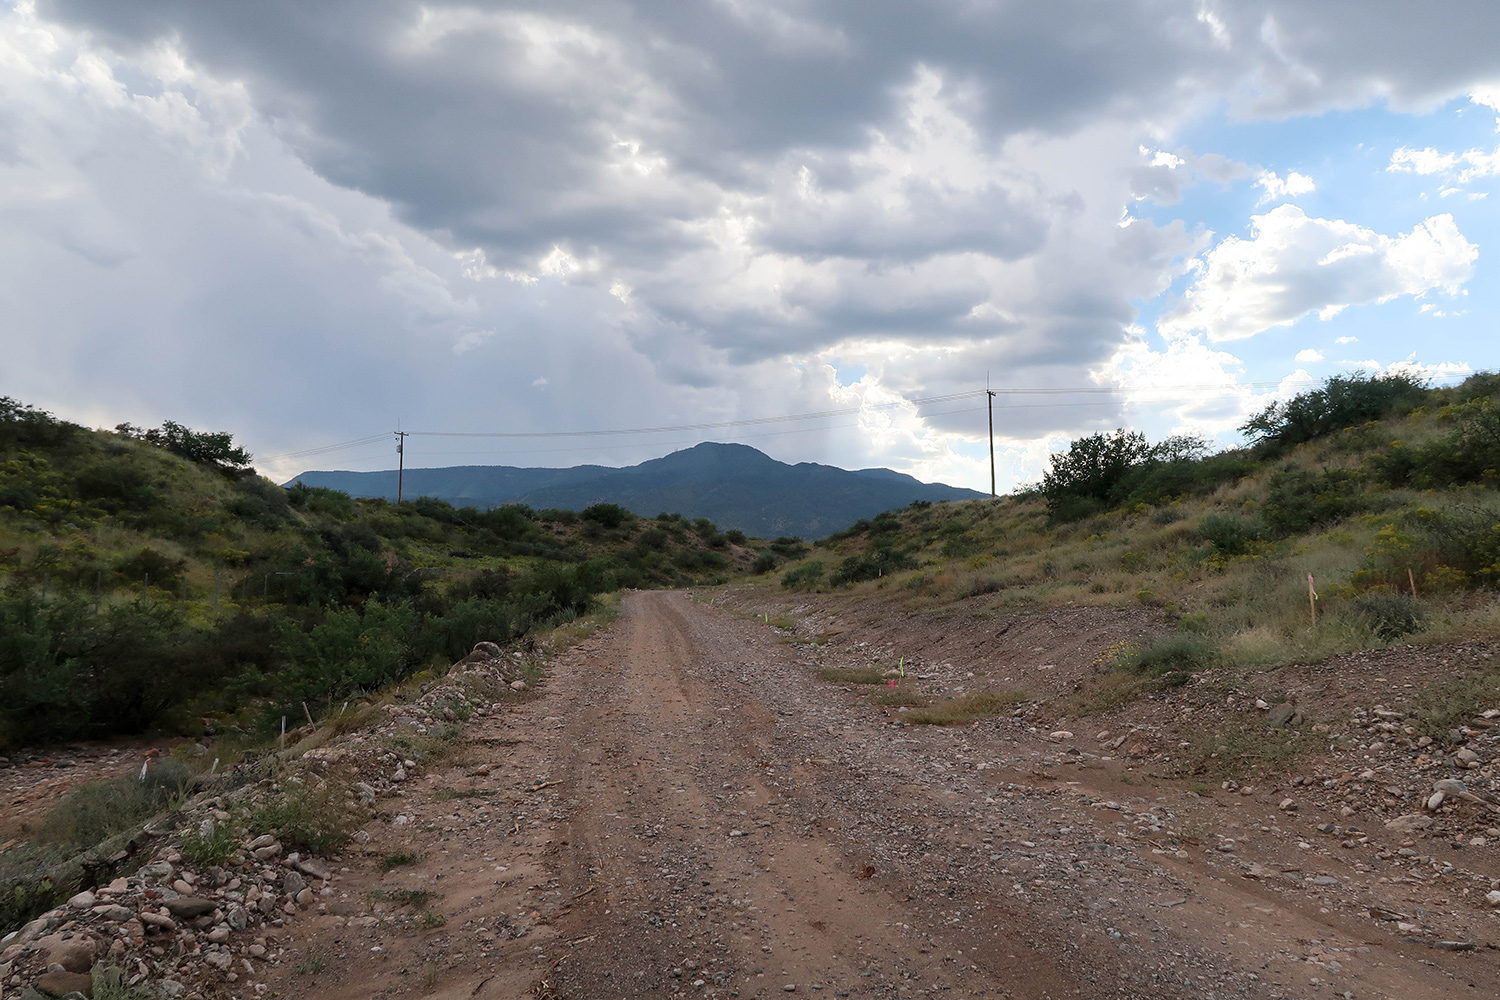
[1334,335,1358,344]
[1388,89,1500,187]
[532,376,549,388]
[1255,169,1316,203]
[10,1,1500,493]
[1161,205,1477,342]
[1294,348,1324,362]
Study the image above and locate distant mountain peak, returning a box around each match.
[290,442,984,538]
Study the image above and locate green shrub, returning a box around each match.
[1119,633,1216,686]
[1196,514,1262,554]
[781,562,826,590]
[0,846,61,937]
[1242,370,1427,447]
[1260,468,1368,536]
[827,547,918,586]
[1355,501,1500,592]
[41,760,194,848]
[248,775,364,854]
[751,551,780,574]
[1348,591,1425,640]
[181,820,239,866]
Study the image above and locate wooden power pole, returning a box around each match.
[987,389,997,498]
[394,431,408,505]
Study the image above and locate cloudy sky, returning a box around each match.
[4,1,1498,491]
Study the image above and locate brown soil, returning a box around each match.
[257,590,1500,999]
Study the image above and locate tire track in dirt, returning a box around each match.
[540,592,1129,998]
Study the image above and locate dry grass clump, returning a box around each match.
[814,666,887,685]
[906,689,1025,725]
[246,767,367,854]
[870,688,926,708]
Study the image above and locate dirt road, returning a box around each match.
[274,591,1500,999]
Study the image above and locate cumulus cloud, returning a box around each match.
[1161,205,1477,342]
[1255,169,1316,203]
[1294,348,1324,362]
[10,0,1500,491]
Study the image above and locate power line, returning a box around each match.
[260,369,1484,463]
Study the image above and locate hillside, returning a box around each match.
[289,441,986,538]
[0,399,765,749]
[770,370,1500,715]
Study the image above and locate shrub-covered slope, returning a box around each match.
[0,399,761,748]
[772,371,1500,704]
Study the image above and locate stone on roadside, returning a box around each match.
[282,872,307,897]
[1486,890,1500,908]
[1428,791,1446,811]
[1386,814,1434,834]
[165,897,216,920]
[65,891,95,911]
[1266,704,1296,728]
[295,857,332,881]
[90,905,133,922]
[54,939,96,973]
[510,680,529,691]
[139,911,176,932]
[35,969,94,997]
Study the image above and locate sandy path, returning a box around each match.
[266,591,1500,1000]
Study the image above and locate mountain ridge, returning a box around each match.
[289,442,986,538]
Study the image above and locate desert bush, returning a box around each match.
[751,551,780,574]
[827,547,917,586]
[1355,501,1500,592]
[118,419,252,476]
[1372,399,1500,488]
[113,546,188,589]
[1197,514,1263,555]
[181,820,239,866]
[0,846,62,937]
[1259,468,1369,536]
[781,562,826,590]
[1242,370,1427,447]
[248,775,364,854]
[1119,633,1216,686]
[1347,591,1425,640]
[41,760,194,848]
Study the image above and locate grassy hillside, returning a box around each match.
[0,399,765,748]
[772,370,1500,709]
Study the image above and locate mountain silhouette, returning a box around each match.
[289,442,985,538]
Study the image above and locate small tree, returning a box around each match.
[1242,371,1427,446]
[120,420,253,476]
[1041,429,1151,520]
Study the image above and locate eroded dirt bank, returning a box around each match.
[264,590,1500,999]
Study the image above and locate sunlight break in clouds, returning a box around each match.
[1255,169,1316,203]
[1161,205,1477,342]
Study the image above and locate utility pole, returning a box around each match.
[987,381,997,499]
[394,430,408,505]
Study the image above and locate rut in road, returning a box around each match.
[539,592,1162,998]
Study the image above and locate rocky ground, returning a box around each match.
[6,588,1500,998]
